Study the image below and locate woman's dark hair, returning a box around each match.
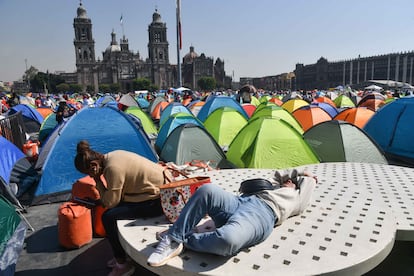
[74,140,104,173]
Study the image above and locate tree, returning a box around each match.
[56,83,70,93]
[99,84,111,93]
[69,84,82,94]
[197,77,216,91]
[133,78,152,91]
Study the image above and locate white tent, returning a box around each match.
[364,84,383,91]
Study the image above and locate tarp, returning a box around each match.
[364,97,414,163]
[159,124,233,169]
[304,120,388,164]
[226,117,320,169]
[203,107,248,150]
[33,106,158,204]
[197,96,248,122]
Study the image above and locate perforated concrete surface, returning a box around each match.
[117,163,411,275]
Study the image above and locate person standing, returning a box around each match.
[74,140,170,276]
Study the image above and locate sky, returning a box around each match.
[2,0,414,83]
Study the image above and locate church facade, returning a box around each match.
[70,2,229,93]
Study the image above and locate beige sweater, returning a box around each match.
[95,150,166,208]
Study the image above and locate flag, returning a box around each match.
[120,14,123,25]
[176,0,182,50]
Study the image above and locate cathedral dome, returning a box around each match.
[152,9,162,23]
[183,46,198,63]
[105,44,121,53]
[77,3,88,19]
[105,30,121,53]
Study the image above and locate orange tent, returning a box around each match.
[269,97,283,106]
[313,96,336,107]
[333,107,375,129]
[188,100,205,117]
[242,103,256,118]
[292,106,332,132]
[36,107,54,119]
[151,101,170,120]
[357,93,386,111]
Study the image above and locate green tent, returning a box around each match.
[0,194,25,274]
[124,106,158,136]
[226,117,320,169]
[304,120,388,164]
[333,94,355,108]
[159,124,235,169]
[250,105,303,134]
[204,107,248,150]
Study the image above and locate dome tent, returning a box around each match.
[304,120,388,164]
[226,117,320,169]
[203,106,248,150]
[33,106,157,204]
[364,97,414,165]
[159,124,235,169]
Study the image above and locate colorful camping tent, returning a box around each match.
[281,98,309,113]
[197,96,248,122]
[334,107,375,129]
[203,107,248,150]
[159,124,234,169]
[250,105,303,134]
[357,92,386,111]
[155,112,203,153]
[124,106,158,136]
[0,137,25,184]
[0,194,26,275]
[33,106,158,204]
[226,117,320,169]
[292,105,332,132]
[304,120,388,164]
[364,97,414,164]
[38,113,57,145]
[159,102,193,128]
[309,102,339,118]
[333,94,355,108]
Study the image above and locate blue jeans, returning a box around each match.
[169,184,276,256]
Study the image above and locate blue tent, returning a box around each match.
[159,102,193,128]
[196,96,249,122]
[309,102,338,118]
[33,106,158,204]
[364,96,414,164]
[7,104,44,133]
[0,137,25,184]
[155,112,203,153]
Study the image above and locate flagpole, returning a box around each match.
[176,0,182,87]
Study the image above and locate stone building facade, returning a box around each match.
[69,2,229,92]
[294,53,414,91]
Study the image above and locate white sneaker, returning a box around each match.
[147,235,183,267]
[155,229,168,241]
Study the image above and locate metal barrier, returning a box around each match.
[0,112,26,150]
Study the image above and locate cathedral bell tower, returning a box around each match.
[73,2,97,91]
[148,9,171,88]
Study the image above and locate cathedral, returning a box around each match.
[71,2,229,93]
